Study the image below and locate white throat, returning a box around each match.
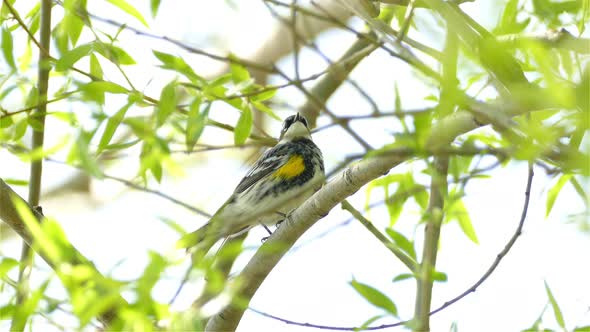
[281,122,311,142]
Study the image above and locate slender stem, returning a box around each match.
[341,200,417,272]
[413,157,448,332]
[11,1,52,331]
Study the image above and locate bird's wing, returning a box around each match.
[233,146,286,194]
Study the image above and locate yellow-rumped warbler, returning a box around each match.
[177,113,325,252]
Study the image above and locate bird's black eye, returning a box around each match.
[300,116,308,127]
[282,115,296,131]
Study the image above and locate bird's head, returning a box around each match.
[279,113,311,142]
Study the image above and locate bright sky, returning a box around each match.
[1,1,589,331]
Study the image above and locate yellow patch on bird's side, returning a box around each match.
[273,155,305,179]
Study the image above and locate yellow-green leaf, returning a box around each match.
[545,281,566,329]
[157,82,177,127]
[234,106,252,145]
[55,43,93,72]
[82,81,128,94]
[251,101,280,120]
[386,228,416,259]
[89,53,103,79]
[350,279,398,317]
[546,174,572,217]
[230,60,250,83]
[151,0,161,18]
[2,27,16,70]
[186,99,209,150]
[0,257,18,277]
[449,199,479,244]
[98,102,132,153]
[106,0,148,27]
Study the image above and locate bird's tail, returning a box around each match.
[176,222,219,255]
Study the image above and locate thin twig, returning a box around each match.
[0,91,80,119]
[341,200,417,271]
[427,162,534,316]
[397,0,417,43]
[44,158,212,218]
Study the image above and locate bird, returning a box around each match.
[177,113,325,255]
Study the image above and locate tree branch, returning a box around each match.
[0,178,129,326]
[412,156,448,331]
[497,28,590,54]
[11,1,52,329]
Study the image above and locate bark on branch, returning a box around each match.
[0,178,128,326]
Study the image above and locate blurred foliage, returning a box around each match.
[0,0,588,330]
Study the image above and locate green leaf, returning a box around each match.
[80,81,128,105]
[392,273,414,283]
[12,278,50,331]
[496,0,520,34]
[413,111,432,148]
[569,177,588,208]
[546,174,572,217]
[106,0,148,27]
[230,60,250,83]
[432,271,448,282]
[12,198,64,263]
[0,304,15,320]
[251,101,280,120]
[350,279,398,316]
[0,115,12,128]
[136,251,167,303]
[89,53,103,79]
[0,257,18,277]
[414,188,428,210]
[14,119,28,140]
[55,43,93,71]
[186,99,210,150]
[153,50,203,84]
[60,0,86,46]
[249,87,277,102]
[450,199,479,244]
[234,106,252,145]
[579,0,588,34]
[2,27,16,70]
[545,281,566,329]
[358,315,386,331]
[82,81,128,94]
[102,139,140,151]
[385,228,416,259]
[157,81,177,127]
[67,130,103,179]
[151,0,161,18]
[95,43,136,65]
[3,178,28,186]
[98,102,132,153]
